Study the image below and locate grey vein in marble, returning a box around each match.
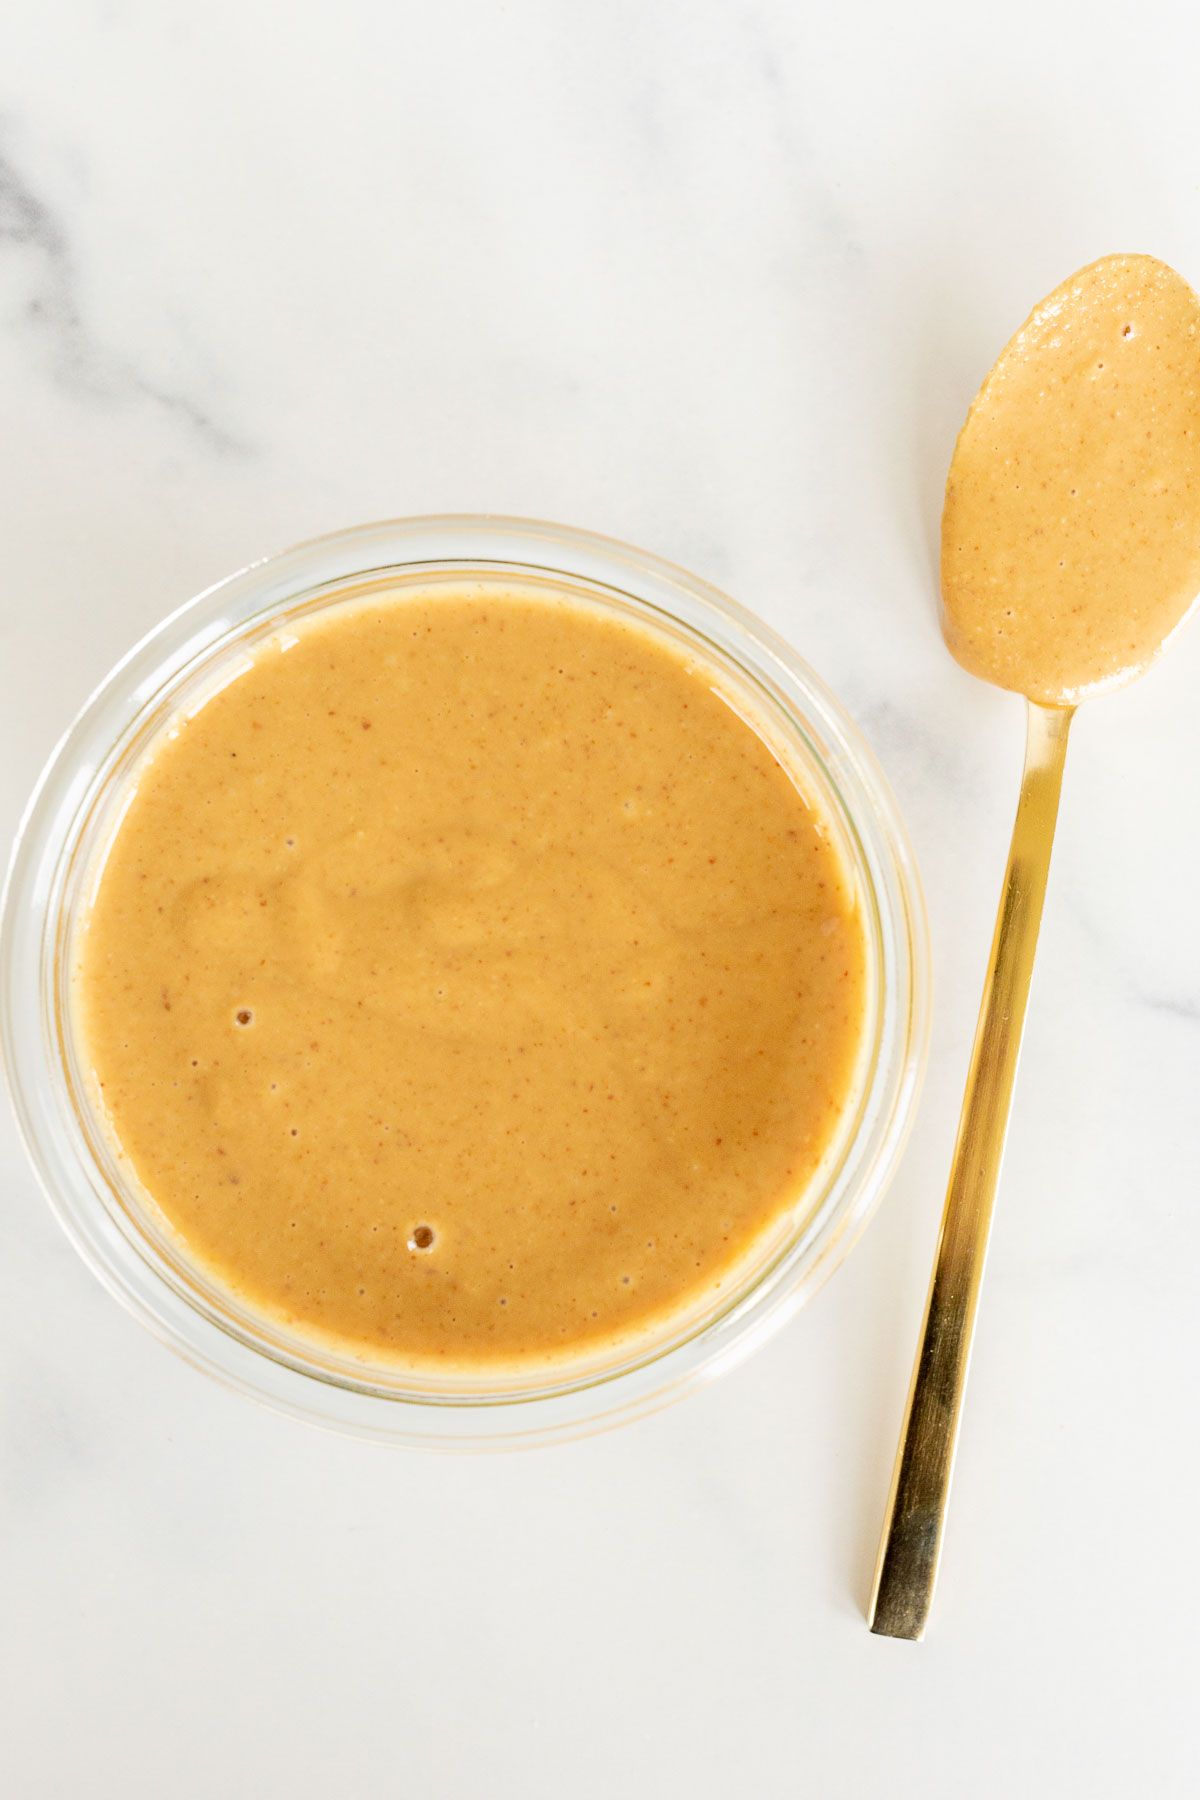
[1058,884,1200,1029]
[737,10,865,270]
[853,693,991,813]
[0,140,246,456]
[1139,991,1200,1024]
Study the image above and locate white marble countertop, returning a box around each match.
[3,3,1199,1795]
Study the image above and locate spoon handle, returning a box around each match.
[869,698,1073,1640]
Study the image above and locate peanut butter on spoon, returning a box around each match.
[871,255,1200,1640]
[942,254,1200,702]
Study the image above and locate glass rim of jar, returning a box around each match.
[0,515,930,1448]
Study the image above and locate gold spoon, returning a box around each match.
[869,254,1200,1641]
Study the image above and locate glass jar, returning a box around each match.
[0,517,929,1446]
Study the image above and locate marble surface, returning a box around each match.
[3,3,1199,1794]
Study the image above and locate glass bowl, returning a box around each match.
[1,517,929,1446]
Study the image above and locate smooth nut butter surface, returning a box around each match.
[75,588,868,1370]
[942,254,1200,704]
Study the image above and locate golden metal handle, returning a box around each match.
[868,699,1073,1640]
